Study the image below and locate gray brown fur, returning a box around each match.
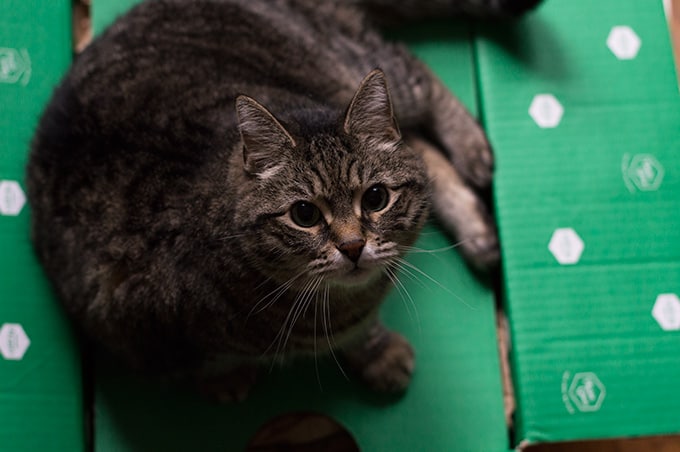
[26,0,540,393]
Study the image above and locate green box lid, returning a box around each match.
[1,1,85,451]
[477,0,680,444]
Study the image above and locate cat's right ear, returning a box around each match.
[343,69,400,142]
[236,95,296,176]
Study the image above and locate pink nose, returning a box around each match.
[337,239,365,263]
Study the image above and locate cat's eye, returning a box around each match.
[361,184,389,212]
[290,201,322,228]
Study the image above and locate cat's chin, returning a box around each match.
[328,266,382,288]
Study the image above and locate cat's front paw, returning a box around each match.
[462,229,500,271]
[359,331,415,392]
[458,202,500,271]
[345,327,415,393]
[456,125,494,189]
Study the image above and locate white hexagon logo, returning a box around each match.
[621,153,664,193]
[652,293,680,331]
[0,180,27,216]
[549,228,584,265]
[0,323,31,360]
[529,94,564,128]
[0,48,32,85]
[607,26,641,60]
[567,372,606,413]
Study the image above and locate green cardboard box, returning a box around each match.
[1,1,85,451]
[477,0,680,446]
[4,0,680,450]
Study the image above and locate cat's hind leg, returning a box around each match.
[424,74,494,190]
[379,54,494,190]
[407,135,499,270]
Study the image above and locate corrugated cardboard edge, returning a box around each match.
[508,2,680,449]
[670,0,680,88]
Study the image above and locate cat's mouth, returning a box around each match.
[329,263,383,287]
[309,245,395,287]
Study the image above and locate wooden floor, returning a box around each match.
[530,436,680,452]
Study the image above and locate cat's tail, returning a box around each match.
[353,0,544,24]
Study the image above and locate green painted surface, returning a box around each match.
[0,1,85,451]
[477,0,680,444]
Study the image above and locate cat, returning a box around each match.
[26,0,541,399]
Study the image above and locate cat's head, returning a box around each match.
[234,70,430,290]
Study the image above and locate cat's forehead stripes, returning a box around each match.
[298,136,364,195]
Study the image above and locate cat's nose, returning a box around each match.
[337,239,365,263]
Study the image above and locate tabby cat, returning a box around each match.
[26,0,541,398]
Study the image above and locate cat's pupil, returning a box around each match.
[290,201,322,228]
[362,185,389,212]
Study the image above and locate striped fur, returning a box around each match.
[26,0,539,393]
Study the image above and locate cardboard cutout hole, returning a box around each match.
[246,412,360,452]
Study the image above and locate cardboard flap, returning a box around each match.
[0,1,85,450]
[477,0,680,444]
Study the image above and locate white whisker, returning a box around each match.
[388,259,428,291]
[269,276,320,364]
[246,270,307,320]
[284,276,323,346]
[393,257,475,310]
[322,283,348,380]
[399,237,472,254]
[384,264,420,332]
[313,286,323,391]
[215,231,253,242]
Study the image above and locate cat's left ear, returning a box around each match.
[236,95,296,176]
[343,69,400,141]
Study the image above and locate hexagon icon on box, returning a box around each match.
[0,323,31,360]
[652,293,680,331]
[0,180,27,216]
[0,47,31,85]
[621,153,664,193]
[549,228,584,265]
[607,26,641,60]
[565,372,606,413]
[529,94,564,128]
